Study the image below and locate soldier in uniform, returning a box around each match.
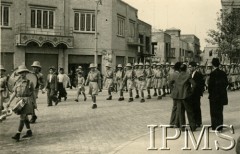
[85,63,101,109]
[30,61,44,123]
[0,65,8,120]
[6,65,36,141]
[116,64,125,101]
[154,63,164,99]
[104,63,114,100]
[151,63,158,96]
[123,63,136,102]
[145,62,153,99]
[135,63,147,103]
[133,63,140,99]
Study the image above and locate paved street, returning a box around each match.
[0,88,239,154]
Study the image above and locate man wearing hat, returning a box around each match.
[135,62,147,103]
[85,63,101,109]
[116,64,125,101]
[133,63,140,98]
[0,65,8,120]
[44,66,58,106]
[208,58,228,132]
[6,65,36,141]
[123,63,136,102]
[104,63,114,100]
[30,61,44,123]
[145,62,153,99]
[151,63,158,96]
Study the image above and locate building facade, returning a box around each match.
[152,28,200,63]
[0,0,151,76]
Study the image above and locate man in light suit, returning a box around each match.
[44,66,58,106]
[188,62,205,128]
[208,58,228,132]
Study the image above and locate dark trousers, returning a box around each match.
[176,99,195,129]
[47,89,58,105]
[209,99,224,130]
[170,100,178,126]
[191,96,202,126]
[58,83,67,99]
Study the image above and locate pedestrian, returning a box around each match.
[169,62,182,127]
[30,61,44,123]
[0,65,9,121]
[171,64,196,131]
[57,68,70,102]
[123,63,136,102]
[145,62,153,99]
[6,65,36,141]
[44,66,58,106]
[115,64,125,101]
[188,61,205,128]
[208,58,228,132]
[85,63,101,109]
[75,72,86,102]
[104,63,114,100]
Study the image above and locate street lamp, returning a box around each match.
[94,0,102,66]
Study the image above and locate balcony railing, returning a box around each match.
[15,23,73,36]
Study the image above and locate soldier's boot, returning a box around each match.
[140,98,145,103]
[128,98,134,102]
[92,104,97,109]
[106,96,112,100]
[12,133,21,142]
[30,116,37,124]
[22,130,33,138]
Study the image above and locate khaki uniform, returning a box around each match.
[105,69,114,89]
[115,70,124,90]
[135,69,146,91]
[145,68,153,88]
[86,70,101,95]
[123,70,135,90]
[153,69,163,88]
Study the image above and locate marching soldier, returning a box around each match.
[133,62,140,98]
[136,62,147,103]
[6,65,36,141]
[104,63,114,100]
[123,63,136,102]
[85,63,101,109]
[152,63,158,96]
[30,61,44,123]
[116,64,125,101]
[154,63,164,99]
[44,66,58,106]
[145,62,153,99]
[0,65,8,121]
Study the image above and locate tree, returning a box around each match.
[206,9,240,63]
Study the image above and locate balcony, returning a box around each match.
[15,23,74,48]
[127,37,143,46]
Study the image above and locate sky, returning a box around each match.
[123,0,222,50]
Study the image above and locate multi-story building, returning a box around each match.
[153,28,200,63]
[0,0,151,76]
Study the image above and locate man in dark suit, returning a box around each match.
[208,58,228,132]
[189,62,205,128]
[44,66,58,106]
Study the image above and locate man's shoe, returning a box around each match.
[106,96,112,100]
[135,95,139,99]
[30,116,37,124]
[74,99,79,102]
[22,130,33,138]
[157,96,162,100]
[92,104,97,109]
[12,133,21,142]
[147,95,151,99]
[153,93,157,97]
[140,99,145,103]
[128,98,134,102]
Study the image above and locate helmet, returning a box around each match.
[117,64,123,68]
[31,61,42,68]
[126,63,132,67]
[89,63,96,68]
